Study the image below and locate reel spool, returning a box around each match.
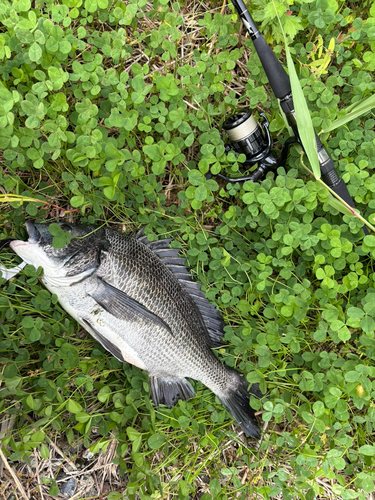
[208,109,293,184]
[222,111,269,159]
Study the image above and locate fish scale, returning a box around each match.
[10,222,263,439]
[103,232,209,345]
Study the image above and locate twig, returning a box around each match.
[0,447,29,500]
[34,452,45,500]
[48,440,78,471]
[183,99,200,111]
[0,194,79,213]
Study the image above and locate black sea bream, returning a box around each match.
[10,222,262,438]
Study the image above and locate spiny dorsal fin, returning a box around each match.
[134,228,225,347]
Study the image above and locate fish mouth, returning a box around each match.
[25,221,42,244]
[9,221,41,252]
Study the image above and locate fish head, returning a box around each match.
[10,221,108,285]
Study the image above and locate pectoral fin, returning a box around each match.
[89,277,172,335]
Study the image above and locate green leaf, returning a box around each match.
[75,412,91,423]
[34,30,46,45]
[337,325,351,342]
[195,184,208,202]
[124,110,138,131]
[127,428,142,453]
[281,305,294,317]
[22,316,34,328]
[4,364,18,378]
[48,223,63,236]
[52,235,66,249]
[209,478,221,495]
[59,40,71,54]
[107,493,122,500]
[347,307,364,320]
[40,443,50,459]
[49,481,59,496]
[281,32,320,178]
[85,0,98,12]
[0,85,14,113]
[29,430,45,447]
[95,176,113,187]
[359,445,375,456]
[127,427,141,441]
[316,268,326,280]
[188,169,203,186]
[90,437,111,453]
[321,94,375,133]
[361,316,375,335]
[67,399,83,413]
[70,195,85,207]
[97,386,111,403]
[312,401,325,417]
[18,0,31,11]
[29,42,42,62]
[345,371,360,383]
[178,416,191,429]
[103,186,116,199]
[185,133,194,147]
[29,327,41,342]
[143,144,161,161]
[26,394,36,409]
[326,194,359,218]
[147,433,165,449]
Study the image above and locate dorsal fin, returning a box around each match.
[134,229,225,347]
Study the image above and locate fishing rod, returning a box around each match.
[214,0,369,234]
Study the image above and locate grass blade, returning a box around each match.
[326,193,358,217]
[299,152,375,233]
[274,5,321,179]
[320,94,375,133]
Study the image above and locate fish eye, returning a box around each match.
[60,224,73,233]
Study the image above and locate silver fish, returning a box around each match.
[10,222,262,438]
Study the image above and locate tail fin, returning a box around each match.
[218,373,262,439]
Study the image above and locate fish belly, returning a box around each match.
[43,279,225,391]
[45,282,148,371]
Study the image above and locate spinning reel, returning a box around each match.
[206,0,368,238]
[212,109,295,184]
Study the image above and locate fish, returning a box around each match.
[10,221,262,438]
[0,238,27,280]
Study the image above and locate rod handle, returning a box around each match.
[252,35,291,99]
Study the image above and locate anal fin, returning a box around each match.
[150,375,195,408]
